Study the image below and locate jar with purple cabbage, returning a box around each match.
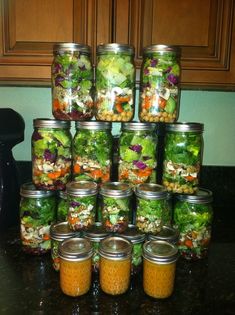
[52,43,94,120]
[118,122,157,186]
[32,119,72,190]
[139,45,181,123]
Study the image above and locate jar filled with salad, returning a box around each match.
[66,181,98,231]
[20,182,56,255]
[139,44,181,123]
[99,182,133,233]
[162,122,204,194]
[32,119,72,191]
[73,121,113,184]
[118,122,157,186]
[135,183,170,235]
[51,42,94,120]
[173,188,213,260]
[95,43,135,122]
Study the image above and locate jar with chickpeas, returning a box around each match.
[162,122,204,194]
[95,43,135,122]
[139,45,181,123]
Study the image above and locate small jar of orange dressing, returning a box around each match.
[143,240,178,299]
[99,236,132,295]
[58,237,93,297]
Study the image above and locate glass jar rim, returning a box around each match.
[20,182,55,198]
[165,122,204,132]
[33,118,71,129]
[99,236,132,260]
[97,43,134,54]
[58,237,93,261]
[75,121,112,130]
[53,42,91,54]
[143,240,179,264]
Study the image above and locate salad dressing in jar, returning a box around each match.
[173,188,213,260]
[59,237,93,297]
[32,119,72,191]
[143,240,178,299]
[95,43,135,122]
[66,181,98,231]
[52,43,94,120]
[99,182,133,233]
[20,182,56,255]
[72,121,112,184]
[99,236,132,295]
[139,45,181,123]
[135,183,169,234]
[118,122,157,186]
[162,122,204,194]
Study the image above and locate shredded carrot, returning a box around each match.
[68,217,80,225]
[185,175,196,182]
[120,169,129,179]
[101,172,110,182]
[43,234,50,241]
[73,164,81,174]
[115,103,124,113]
[90,169,103,179]
[185,240,193,248]
[117,96,130,103]
[136,168,152,177]
[142,96,152,109]
[47,171,61,179]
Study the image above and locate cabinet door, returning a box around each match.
[113,0,235,90]
[0,0,112,85]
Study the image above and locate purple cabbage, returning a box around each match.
[150,59,158,67]
[129,144,142,153]
[133,160,147,170]
[167,74,178,85]
[43,149,56,162]
[32,131,43,141]
[55,75,65,87]
[70,201,81,208]
[52,63,62,74]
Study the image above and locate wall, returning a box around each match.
[0,87,234,166]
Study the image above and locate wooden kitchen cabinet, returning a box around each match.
[0,0,235,90]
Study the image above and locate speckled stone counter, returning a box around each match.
[0,205,234,315]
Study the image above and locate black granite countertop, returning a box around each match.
[0,205,235,315]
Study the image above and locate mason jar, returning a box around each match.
[121,224,146,275]
[50,221,77,271]
[66,181,98,231]
[118,122,157,186]
[51,42,94,121]
[173,188,213,260]
[99,236,132,295]
[20,182,56,255]
[148,225,179,245]
[57,190,68,222]
[83,222,110,273]
[73,121,113,184]
[99,182,133,233]
[95,43,135,122]
[59,237,93,297]
[139,44,181,123]
[162,122,204,194]
[143,240,179,299]
[135,183,170,234]
[32,118,72,191]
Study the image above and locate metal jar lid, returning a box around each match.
[176,188,213,204]
[53,42,91,54]
[83,222,110,242]
[148,226,179,244]
[75,121,112,130]
[121,121,156,131]
[121,224,146,244]
[33,118,71,129]
[165,122,204,132]
[143,240,178,264]
[50,222,77,241]
[97,43,134,55]
[143,44,180,55]
[58,237,93,261]
[135,183,167,200]
[66,181,98,197]
[20,182,55,198]
[99,236,132,260]
[100,182,133,198]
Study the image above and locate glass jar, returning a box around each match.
[173,188,213,260]
[73,121,113,184]
[66,181,98,231]
[118,122,157,186]
[99,182,133,233]
[83,222,110,273]
[148,225,179,245]
[59,237,93,297]
[19,182,56,255]
[99,236,132,295]
[121,224,145,275]
[32,118,72,191]
[143,240,178,299]
[95,43,135,122]
[135,183,169,234]
[50,221,77,271]
[51,42,94,120]
[162,122,204,194]
[139,44,181,123]
[57,190,68,222]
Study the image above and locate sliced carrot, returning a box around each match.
[117,96,130,103]
[53,99,60,110]
[119,169,129,179]
[185,239,193,248]
[185,175,196,182]
[43,234,50,241]
[137,168,152,177]
[68,216,80,225]
[115,103,124,113]
[90,169,103,179]
[101,172,110,182]
[47,171,61,179]
[73,164,81,174]
[158,97,166,109]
